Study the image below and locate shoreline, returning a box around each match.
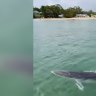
[34,17,96,20]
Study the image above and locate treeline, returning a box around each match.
[33,4,96,18]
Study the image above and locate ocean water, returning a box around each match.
[34,19,96,96]
[0,0,32,96]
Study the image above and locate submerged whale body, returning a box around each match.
[51,70,96,91]
[51,70,96,80]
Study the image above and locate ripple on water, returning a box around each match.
[34,20,96,96]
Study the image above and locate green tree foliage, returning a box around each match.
[40,5,64,18]
[74,6,82,14]
[87,10,94,17]
[33,4,96,18]
[41,6,54,18]
[33,7,43,18]
[33,7,41,12]
[82,10,95,17]
[64,8,76,18]
[64,7,82,18]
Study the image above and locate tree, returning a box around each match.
[33,7,41,12]
[33,5,96,18]
[74,6,82,14]
[40,5,64,18]
[87,10,93,17]
[64,7,76,18]
[41,6,53,18]
[64,6,83,18]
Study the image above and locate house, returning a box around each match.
[33,11,42,18]
[58,14,64,18]
[76,14,89,17]
[91,14,96,18]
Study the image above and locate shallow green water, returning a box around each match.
[0,0,32,96]
[34,19,96,96]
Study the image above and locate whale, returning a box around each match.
[51,70,96,90]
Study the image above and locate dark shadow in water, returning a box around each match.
[2,56,32,75]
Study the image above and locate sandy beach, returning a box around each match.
[34,17,96,20]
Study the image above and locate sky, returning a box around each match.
[33,0,96,11]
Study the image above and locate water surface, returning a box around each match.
[34,19,96,96]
